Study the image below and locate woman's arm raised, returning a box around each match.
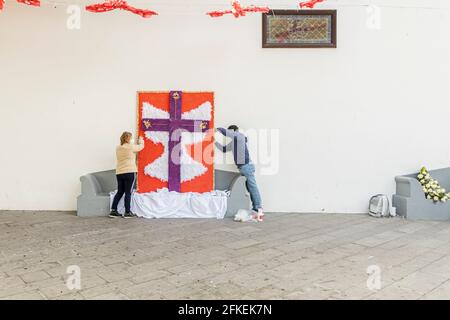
[133,136,145,152]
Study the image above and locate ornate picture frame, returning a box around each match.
[262,10,337,48]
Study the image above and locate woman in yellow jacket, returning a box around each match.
[109,132,144,218]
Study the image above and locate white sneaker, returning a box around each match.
[253,209,265,222]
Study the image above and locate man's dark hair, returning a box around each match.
[228,125,239,131]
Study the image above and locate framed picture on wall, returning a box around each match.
[262,10,337,48]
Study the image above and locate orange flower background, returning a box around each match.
[137,92,215,193]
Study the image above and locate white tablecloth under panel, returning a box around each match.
[110,188,228,219]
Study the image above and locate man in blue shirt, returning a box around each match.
[216,125,264,221]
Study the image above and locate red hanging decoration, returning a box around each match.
[17,0,41,6]
[207,0,270,18]
[1,0,41,11]
[86,0,158,18]
[1,0,41,10]
[299,0,325,9]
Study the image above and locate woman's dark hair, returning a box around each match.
[228,125,239,131]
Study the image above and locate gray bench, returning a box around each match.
[77,169,250,218]
[393,167,450,220]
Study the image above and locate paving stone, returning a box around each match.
[91,292,130,300]
[3,290,46,300]
[20,271,51,283]
[0,276,27,298]
[224,239,260,250]
[130,270,171,284]
[420,255,450,278]
[53,292,86,300]
[6,262,60,277]
[366,284,424,300]
[39,275,106,299]
[120,279,177,299]
[80,279,134,298]
[393,271,448,295]
[420,280,450,300]
[166,267,211,287]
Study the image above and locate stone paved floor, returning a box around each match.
[1,211,450,300]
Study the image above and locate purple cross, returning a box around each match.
[142,91,210,192]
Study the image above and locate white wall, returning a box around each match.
[1,0,450,213]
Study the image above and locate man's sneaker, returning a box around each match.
[109,210,121,218]
[255,209,265,222]
[123,212,136,219]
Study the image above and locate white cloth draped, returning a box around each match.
[110,188,228,219]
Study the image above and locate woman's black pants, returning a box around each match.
[111,173,136,213]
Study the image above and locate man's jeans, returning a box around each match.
[239,163,262,211]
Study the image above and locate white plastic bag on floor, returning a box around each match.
[234,209,257,222]
[369,194,391,218]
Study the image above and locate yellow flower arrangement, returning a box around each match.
[417,167,450,203]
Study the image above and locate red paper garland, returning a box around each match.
[207,0,270,18]
[86,0,158,18]
[299,0,325,8]
[0,0,325,16]
[17,0,40,6]
[1,0,41,11]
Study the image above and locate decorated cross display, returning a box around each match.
[137,91,215,194]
